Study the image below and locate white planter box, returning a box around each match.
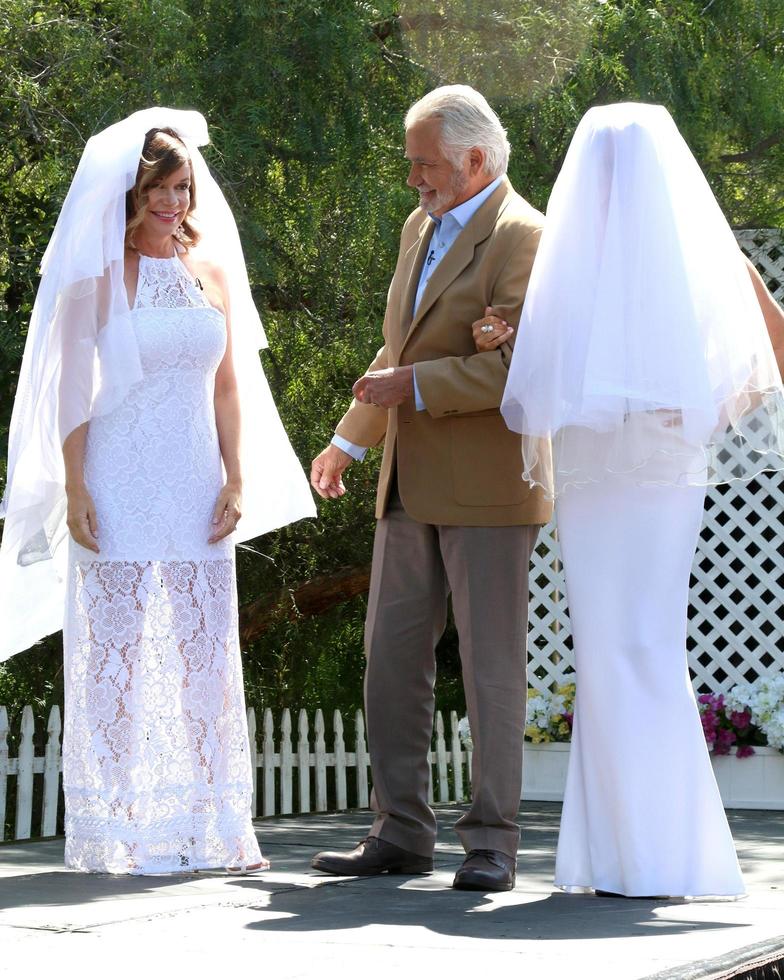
[521,742,784,809]
[521,742,570,802]
[711,746,784,809]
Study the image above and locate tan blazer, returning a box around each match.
[336,178,552,527]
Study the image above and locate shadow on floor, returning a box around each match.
[232,874,751,944]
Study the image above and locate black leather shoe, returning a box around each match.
[311,836,433,876]
[452,849,516,891]
[595,889,666,900]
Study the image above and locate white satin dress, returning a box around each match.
[553,450,745,898]
[62,254,263,874]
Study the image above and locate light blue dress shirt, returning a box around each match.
[333,176,504,461]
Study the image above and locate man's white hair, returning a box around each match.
[405,85,510,178]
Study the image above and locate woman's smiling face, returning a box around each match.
[140,163,192,238]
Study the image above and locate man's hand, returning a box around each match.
[311,444,353,499]
[353,365,414,409]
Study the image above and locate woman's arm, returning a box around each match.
[59,282,103,554]
[745,256,784,374]
[63,422,99,552]
[209,265,242,543]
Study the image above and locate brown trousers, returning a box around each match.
[364,488,540,859]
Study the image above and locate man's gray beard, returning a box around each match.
[418,168,469,214]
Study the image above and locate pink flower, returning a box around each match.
[700,709,718,742]
[713,728,737,755]
[730,709,752,730]
[699,690,761,759]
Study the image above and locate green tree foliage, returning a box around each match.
[1,0,782,725]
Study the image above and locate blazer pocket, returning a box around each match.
[450,415,527,506]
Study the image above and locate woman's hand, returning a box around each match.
[209,481,242,543]
[66,484,100,553]
[472,306,514,352]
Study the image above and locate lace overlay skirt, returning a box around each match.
[63,555,263,874]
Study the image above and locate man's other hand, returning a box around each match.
[353,365,414,409]
[310,444,353,499]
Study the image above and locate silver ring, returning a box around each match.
[481,324,494,334]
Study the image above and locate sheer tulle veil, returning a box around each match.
[501,102,784,497]
[0,107,315,660]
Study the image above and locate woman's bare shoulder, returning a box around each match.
[124,246,140,272]
[181,251,229,313]
[185,253,227,284]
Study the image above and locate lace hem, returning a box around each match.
[64,810,263,875]
[64,555,258,875]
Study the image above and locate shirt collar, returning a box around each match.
[429,175,504,230]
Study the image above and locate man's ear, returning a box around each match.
[468,146,486,178]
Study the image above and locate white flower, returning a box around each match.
[725,683,753,714]
[550,694,566,715]
[526,695,551,730]
[526,690,568,731]
[764,716,784,751]
[727,673,784,752]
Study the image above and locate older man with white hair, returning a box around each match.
[310,85,550,891]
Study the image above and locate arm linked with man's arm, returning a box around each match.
[414,225,541,418]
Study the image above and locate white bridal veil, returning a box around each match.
[0,107,315,660]
[501,102,784,497]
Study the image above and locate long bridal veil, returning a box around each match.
[0,107,315,661]
[501,102,784,497]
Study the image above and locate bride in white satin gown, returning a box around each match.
[0,109,315,873]
[475,103,784,898]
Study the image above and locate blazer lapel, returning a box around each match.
[401,178,514,351]
[398,218,435,339]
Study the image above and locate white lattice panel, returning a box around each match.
[528,524,573,693]
[527,230,784,697]
[737,229,784,304]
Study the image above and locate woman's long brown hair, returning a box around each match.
[125,127,200,250]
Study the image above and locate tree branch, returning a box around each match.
[369,13,518,43]
[239,564,371,645]
[720,133,784,164]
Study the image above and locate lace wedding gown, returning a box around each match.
[62,253,264,874]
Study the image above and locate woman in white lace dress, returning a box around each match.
[0,109,315,873]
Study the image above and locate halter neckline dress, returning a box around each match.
[63,252,264,874]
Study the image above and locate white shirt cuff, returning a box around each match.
[331,434,368,462]
[413,365,426,412]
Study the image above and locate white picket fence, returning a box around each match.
[0,704,471,842]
